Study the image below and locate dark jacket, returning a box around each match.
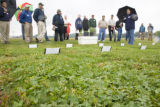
[83,18,89,31]
[0,7,10,21]
[124,14,135,30]
[139,26,145,32]
[89,18,96,28]
[19,10,32,23]
[115,20,123,30]
[52,14,64,27]
[75,18,82,30]
[33,8,45,23]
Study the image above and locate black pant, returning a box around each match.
[75,29,82,40]
[55,26,64,41]
[63,27,67,40]
[108,26,114,41]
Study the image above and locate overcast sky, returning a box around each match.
[10,0,160,36]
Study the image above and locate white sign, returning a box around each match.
[66,44,73,48]
[140,46,147,50]
[78,36,98,45]
[152,43,156,45]
[121,43,125,47]
[45,48,60,54]
[138,43,142,46]
[29,44,37,48]
[102,46,112,52]
[99,43,104,47]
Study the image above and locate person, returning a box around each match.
[52,9,64,41]
[116,20,123,41]
[139,23,145,40]
[108,15,116,41]
[75,15,82,40]
[124,9,137,45]
[33,3,47,43]
[82,16,89,36]
[64,15,69,40]
[89,15,97,36]
[98,15,108,41]
[147,23,154,41]
[19,5,33,43]
[0,0,10,44]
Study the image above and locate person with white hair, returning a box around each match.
[147,23,154,41]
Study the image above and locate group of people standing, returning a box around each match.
[0,1,155,45]
[139,23,154,41]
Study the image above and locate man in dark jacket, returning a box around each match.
[0,0,10,44]
[75,15,82,40]
[124,9,138,45]
[82,16,89,36]
[52,9,64,41]
[33,3,47,43]
[89,15,97,36]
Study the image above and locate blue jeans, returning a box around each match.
[117,28,122,41]
[21,24,25,40]
[45,31,50,41]
[126,29,135,45]
[98,28,106,41]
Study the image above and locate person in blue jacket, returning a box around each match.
[52,9,64,41]
[19,5,33,43]
[124,9,138,45]
[75,15,82,40]
[139,23,145,40]
[0,0,10,44]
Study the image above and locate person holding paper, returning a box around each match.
[108,15,116,41]
[89,15,97,36]
[139,23,145,40]
[75,15,82,40]
[147,23,154,41]
[98,15,108,41]
[0,0,10,44]
[124,9,138,45]
[52,9,64,41]
[19,5,33,43]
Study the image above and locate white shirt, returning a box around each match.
[108,19,116,27]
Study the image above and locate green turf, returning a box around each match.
[0,38,160,107]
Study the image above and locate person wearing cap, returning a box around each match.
[19,5,33,43]
[108,15,116,41]
[89,15,97,36]
[33,3,47,43]
[0,0,10,44]
[75,15,82,40]
[98,15,108,41]
[82,16,89,36]
[52,9,64,41]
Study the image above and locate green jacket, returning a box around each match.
[89,18,97,28]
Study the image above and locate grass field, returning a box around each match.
[0,38,160,107]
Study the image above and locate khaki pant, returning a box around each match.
[148,32,152,41]
[140,32,145,40]
[37,21,46,42]
[0,21,10,43]
[24,22,33,43]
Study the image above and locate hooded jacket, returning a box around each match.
[75,18,82,30]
